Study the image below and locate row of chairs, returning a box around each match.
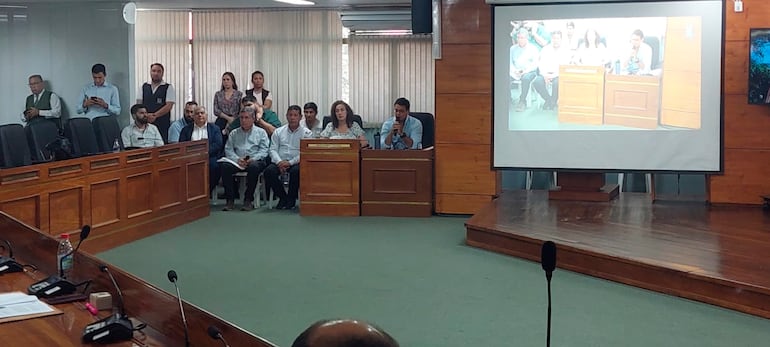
[0,116,122,168]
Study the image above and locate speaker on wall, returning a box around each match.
[412,0,432,34]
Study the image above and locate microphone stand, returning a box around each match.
[546,271,552,347]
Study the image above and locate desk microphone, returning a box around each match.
[168,270,190,347]
[82,265,133,343]
[541,241,557,347]
[0,240,24,274]
[208,325,231,347]
[28,225,91,297]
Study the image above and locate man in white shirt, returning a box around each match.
[623,29,653,76]
[265,105,313,210]
[180,106,223,198]
[299,102,323,138]
[532,30,573,110]
[22,74,62,128]
[510,28,540,112]
[121,104,165,148]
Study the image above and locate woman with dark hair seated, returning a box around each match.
[320,100,368,147]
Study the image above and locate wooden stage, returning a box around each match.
[466,191,770,319]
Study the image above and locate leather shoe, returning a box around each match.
[284,200,296,210]
[222,200,235,211]
[241,201,255,211]
[275,199,288,210]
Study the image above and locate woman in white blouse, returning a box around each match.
[320,100,369,147]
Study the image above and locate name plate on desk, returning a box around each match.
[306,143,354,149]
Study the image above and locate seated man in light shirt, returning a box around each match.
[380,98,423,150]
[510,29,540,112]
[532,30,572,110]
[168,101,197,143]
[121,104,165,148]
[220,106,270,212]
[265,105,313,210]
[76,63,121,120]
[299,102,323,138]
[180,106,223,198]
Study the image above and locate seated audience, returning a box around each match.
[76,63,121,120]
[265,105,313,210]
[213,72,243,132]
[245,70,273,110]
[179,106,223,198]
[220,107,269,211]
[510,28,540,112]
[121,104,165,148]
[300,102,323,138]
[380,97,422,149]
[320,100,368,147]
[22,74,62,127]
[168,101,197,143]
[227,95,281,137]
[532,30,572,110]
[292,319,399,347]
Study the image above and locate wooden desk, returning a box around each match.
[604,74,661,129]
[361,148,434,217]
[558,65,606,125]
[0,212,276,347]
[299,139,361,216]
[0,141,210,253]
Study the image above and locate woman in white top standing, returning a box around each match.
[245,70,273,110]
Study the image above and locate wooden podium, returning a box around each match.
[360,148,434,217]
[549,172,619,202]
[558,65,606,125]
[299,139,361,216]
[604,74,661,129]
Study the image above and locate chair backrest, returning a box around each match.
[409,112,435,148]
[25,119,60,162]
[0,124,32,168]
[65,118,100,157]
[643,36,661,70]
[92,116,123,152]
[322,115,364,130]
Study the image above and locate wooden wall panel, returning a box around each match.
[186,161,207,201]
[441,0,490,45]
[48,187,83,234]
[157,166,182,210]
[90,179,120,228]
[1,196,40,229]
[434,94,491,145]
[435,44,492,94]
[710,1,770,204]
[435,0,497,214]
[126,172,153,218]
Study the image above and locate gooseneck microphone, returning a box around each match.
[208,325,231,347]
[541,241,557,347]
[28,225,91,298]
[0,240,24,274]
[168,270,191,347]
[82,265,134,343]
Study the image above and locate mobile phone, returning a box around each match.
[90,96,98,100]
[243,156,250,161]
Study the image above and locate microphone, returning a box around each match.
[168,270,191,347]
[28,225,91,298]
[82,265,133,343]
[208,325,231,347]
[0,240,24,274]
[541,241,557,347]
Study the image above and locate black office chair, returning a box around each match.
[92,116,124,152]
[643,36,662,70]
[0,124,32,168]
[409,112,435,148]
[25,118,60,162]
[65,118,101,157]
[322,115,364,130]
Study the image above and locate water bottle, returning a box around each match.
[57,233,74,279]
[373,132,381,149]
[112,138,120,152]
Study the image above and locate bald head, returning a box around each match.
[292,319,399,347]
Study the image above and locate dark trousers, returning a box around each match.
[263,163,300,202]
[518,71,539,104]
[220,160,266,202]
[154,114,171,144]
[208,157,220,196]
[532,75,560,106]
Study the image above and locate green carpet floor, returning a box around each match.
[98,208,770,346]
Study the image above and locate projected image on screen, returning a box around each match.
[506,16,701,131]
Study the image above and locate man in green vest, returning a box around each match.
[23,74,62,127]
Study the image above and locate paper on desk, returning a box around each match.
[217,157,245,170]
[0,292,55,319]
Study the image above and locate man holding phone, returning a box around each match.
[380,98,423,150]
[220,106,270,211]
[76,63,121,120]
[22,74,62,128]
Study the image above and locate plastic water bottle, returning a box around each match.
[57,233,74,279]
[373,132,381,149]
[112,138,120,152]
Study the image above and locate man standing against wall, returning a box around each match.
[76,63,121,120]
[23,74,62,128]
[137,63,175,143]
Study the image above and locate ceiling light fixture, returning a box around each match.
[274,0,316,5]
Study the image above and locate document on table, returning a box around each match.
[0,292,58,322]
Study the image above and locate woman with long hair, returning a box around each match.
[320,100,368,147]
[213,72,243,131]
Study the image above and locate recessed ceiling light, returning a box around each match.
[274,0,316,5]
